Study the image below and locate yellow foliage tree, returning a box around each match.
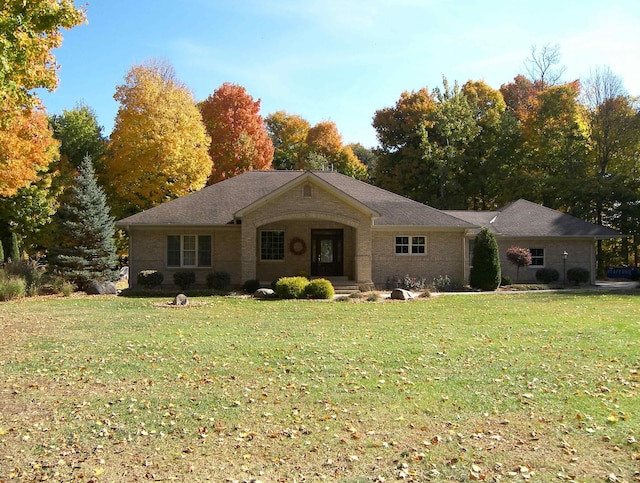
[105,60,212,217]
[0,0,85,124]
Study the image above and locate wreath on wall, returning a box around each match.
[289,237,306,256]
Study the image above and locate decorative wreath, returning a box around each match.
[289,237,307,256]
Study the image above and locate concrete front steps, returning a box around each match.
[315,276,361,295]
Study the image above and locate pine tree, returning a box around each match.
[469,228,501,291]
[48,156,118,289]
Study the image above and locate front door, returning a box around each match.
[311,229,343,277]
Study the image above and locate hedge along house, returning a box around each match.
[116,170,621,289]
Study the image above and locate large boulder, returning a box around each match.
[254,288,278,299]
[391,288,414,300]
[172,293,189,306]
[86,281,118,295]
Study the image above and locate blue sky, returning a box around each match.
[39,0,640,148]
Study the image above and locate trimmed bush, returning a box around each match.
[567,267,589,286]
[274,276,309,299]
[173,271,196,290]
[0,277,26,301]
[137,270,164,288]
[469,227,501,291]
[535,268,560,284]
[305,278,335,299]
[242,279,261,294]
[501,275,512,286]
[207,271,231,290]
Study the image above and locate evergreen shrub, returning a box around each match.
[567,267,589,285]
[206,271,231,290]
[304,278,335,299]
[469,228,501,291]
[535,268,560,284]
[137,270,164,288]
[274,276,309,299]
[242,279,261,294]
[173,271,196,290]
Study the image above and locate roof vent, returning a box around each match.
[489,215,497,224]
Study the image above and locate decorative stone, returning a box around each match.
[172,293,188,306]
[254,288,277,299]
[391,288,414,300]
[86,281,118,295]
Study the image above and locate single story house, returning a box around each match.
[116,170,621,289]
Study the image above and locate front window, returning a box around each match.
[261,231,285,260]
[395,235,426,255]
[530,248,544,266]
[167,235,211,267]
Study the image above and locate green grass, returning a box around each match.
[1,292,639,482]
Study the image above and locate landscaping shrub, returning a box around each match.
[469,227,501,291]
[535,268,560,284]
[274,276,309,299]
[173,271,196,290]
[431,274,452,292]
[242,279,261,294]
[207,271,231,290]
[567,267,589,285]
[137,270,164,288]
[304,278,335,299]
[0,277,26,301]
[5,259,45,296]
[501,275,512,286]
[386,274,427,290]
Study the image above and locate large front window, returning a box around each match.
[395,236,426,255]
[167,235,211,267]
[261,231,285,260]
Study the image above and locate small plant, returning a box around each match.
[386,274,427,290]
[137,270,164,288]
[506,246,531,283]
[535,268,560,284]
[242,279,261,294]
[0,276,26,301]
[304,278,335,299]
[567,267,589,286]
[173,271,196,290]
[206,271,231,291]
[431,275,452,292]
[501,275,512,286]
[5,259,45,296]
[274,276,309,299]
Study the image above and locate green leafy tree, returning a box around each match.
[50,102,106,169]
[469,228,501,291]
[348,143,378,180]
[48,156,118,290]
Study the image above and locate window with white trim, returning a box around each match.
[167,235,211,267]
[261,231,285,260]
[395,236,426,255]
[529,248,544,266]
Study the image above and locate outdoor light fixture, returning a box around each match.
[562,251,568,284]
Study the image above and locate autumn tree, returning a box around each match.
[506,246,531,283]
[524,44,566,88]
[348,143,378,180]
[199,83,273,184]
[48,156,118,290]
[105,60,212,218]
[0,0,85,125]
[265,110,310,170]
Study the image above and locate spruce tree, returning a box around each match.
[469,227,501,291]
[48,156,118,289]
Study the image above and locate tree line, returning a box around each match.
[1,1,638,276]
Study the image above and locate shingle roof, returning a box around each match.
[116,170,475,229]
[445,199,621,238]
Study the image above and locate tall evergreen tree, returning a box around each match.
[48,156,118,289]
[469,228,501,291]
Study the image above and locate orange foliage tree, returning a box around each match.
[199,83,274,184]
[105,60,212,217]
[0,106,59,197]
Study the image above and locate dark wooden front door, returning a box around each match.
[311,229,343,277]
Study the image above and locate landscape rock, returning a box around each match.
[254,288,278,299]
[172,293,188,306]
[86,281,118,295]
[391,288,414,300]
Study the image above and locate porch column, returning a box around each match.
[355,224,373,284]
[241,222,257,282]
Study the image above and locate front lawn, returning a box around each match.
[1,292,638,481]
